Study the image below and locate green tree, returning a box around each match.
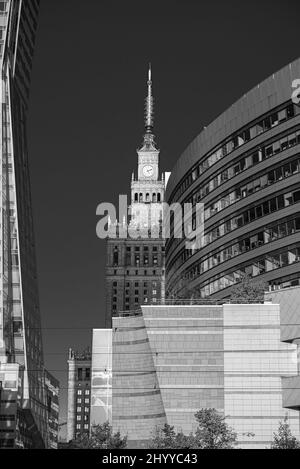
[230,274,267,302]
[271,416,300,449]
[149,424,195,449]
[193,408,237,449]
[68,422,127,449]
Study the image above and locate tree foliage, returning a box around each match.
[68,422,127,449]
[193,409,237,449]
[149,409,237,449]
[149,424,195,449]
[271,416,300,449]
[230,274,267,302]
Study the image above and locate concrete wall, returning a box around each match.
[112,303,300,448]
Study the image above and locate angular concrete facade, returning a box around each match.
[265,287,300,414]
[112,304,300,449]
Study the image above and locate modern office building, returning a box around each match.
[105,67,167,327]
[67,348,92,442]
[111,303,300,449]
[165,58,300,300]
[0,0,49,448]
[44,370,60,449]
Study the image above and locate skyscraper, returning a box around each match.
[105,66,168,327]
[0,0,48,448]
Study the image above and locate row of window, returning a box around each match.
[113,246,161,267]
[77,398,90,404]
[125,246,162,252]
[196,247,300,298]
[112,269,159,276]
[77,368,90,381]
[113,287,158,296]
[134,193,162,203]
[187,127,300,206]
[76,424,89,430]
[113,291,158,303]
[169,217,300,283]
[77,415,89,422]
[113,281,158,287]
[76,406,90,414]
[167,189,300,279]
[169,103,295,203]
[77,389,90,396]
[204,156,300,221]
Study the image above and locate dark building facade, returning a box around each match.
[0,0,48,447]
[105,67,167,327]
[166,58,300,300]
[67,348,92,442]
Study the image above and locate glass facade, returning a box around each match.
[166,58,300,300]
[0,0,47,447]
[90,330,112,429]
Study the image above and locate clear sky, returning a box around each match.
[27,0,300,435]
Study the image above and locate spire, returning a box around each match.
[140,63,157,151]
[145,63,154,133]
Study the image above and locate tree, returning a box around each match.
[149,424,195,449]
[271,416,300,449]
[68,422,127,449]
[230,274,267,302]
[193,408,237,449]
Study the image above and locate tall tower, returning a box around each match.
[0,0,47,448]
[105,66,167,327]
[130,65,165,229]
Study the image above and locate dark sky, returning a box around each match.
[27,0,300,432]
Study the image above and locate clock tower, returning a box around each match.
[130,65,165,229]
[105,65,168,328]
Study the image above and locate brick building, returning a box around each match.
[67,348,92,442]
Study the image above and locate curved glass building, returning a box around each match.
[166,58,300,299]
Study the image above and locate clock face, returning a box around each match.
[143,165,154,177]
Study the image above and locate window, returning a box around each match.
[78,368,83,381]
[113,248,119,266]
[294,191,300,203]
[77,390,82,395]
[77,407,81,413]
[85,368,90,380]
